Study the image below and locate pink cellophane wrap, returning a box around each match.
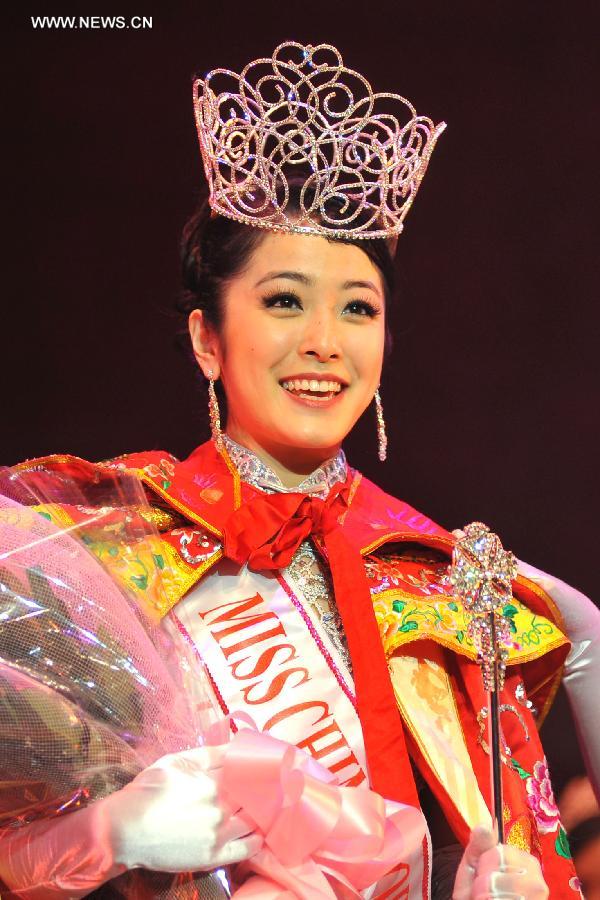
[217,723,427,898]
[0,476,220,831]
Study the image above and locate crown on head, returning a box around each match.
[193,41,446,241]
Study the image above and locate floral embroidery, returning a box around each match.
[82,532,169,612]
[171,528,221,565]
[555,825,573,860]
[517,616,556,648]
[199,488,224,504]
[192,472,218,489]
[367,507,438,534]
[515,680,537,717]
[525,758,560,835]
[99,460,128,471]
[372,585,565,663]
[365,556,448,596]
[374,593,473,651]
[142,458,176,489]
[191,471,225,502]
[569,875,583,892]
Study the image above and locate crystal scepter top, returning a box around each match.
[448,522,518,691]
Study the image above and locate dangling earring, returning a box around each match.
[374,387,388,462]
[207,369,223,451]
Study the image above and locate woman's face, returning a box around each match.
[190,230,386,469]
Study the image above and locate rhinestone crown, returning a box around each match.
[193,41,446,240]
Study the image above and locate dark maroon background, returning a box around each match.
[4,3,598,785]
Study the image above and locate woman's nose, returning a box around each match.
[298,312,342,361]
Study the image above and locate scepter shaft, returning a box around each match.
[488,614,505,842]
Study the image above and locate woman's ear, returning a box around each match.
[188,309,221,379]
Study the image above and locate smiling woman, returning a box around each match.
[176,172,396,480]
[188,229,386,479]
[2,39,599,900]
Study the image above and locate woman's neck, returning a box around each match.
[223,428,340,489]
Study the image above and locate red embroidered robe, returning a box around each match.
[12,440,581,897]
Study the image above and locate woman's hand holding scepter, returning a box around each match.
[451,525,600,802]
[449,524,552,897]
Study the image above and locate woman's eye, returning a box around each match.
[262,292,303,310]
[344,299,380,318]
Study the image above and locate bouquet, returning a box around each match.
[0,460,220,829]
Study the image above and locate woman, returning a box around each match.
[1,41,599,899]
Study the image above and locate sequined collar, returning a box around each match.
[221,435,348,500]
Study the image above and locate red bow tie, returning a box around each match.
[221,482,418,811]
[222,482,349,572]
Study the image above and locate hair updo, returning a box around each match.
[176,178,396,355]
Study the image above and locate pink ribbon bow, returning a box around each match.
[219,726,427,899]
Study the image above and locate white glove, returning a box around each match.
[105,743,260,871]
[0,744,262,898]
[516,558,600,800]
[452,826,549,899]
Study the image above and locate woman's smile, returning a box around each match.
[279,373,347,406]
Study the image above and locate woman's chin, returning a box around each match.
[231,416,351,461]
[272,427,346,456]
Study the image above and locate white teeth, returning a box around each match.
[281,379,343,394]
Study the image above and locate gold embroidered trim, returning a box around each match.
[153,547,223,617]
[217,443,242,510]
[374,587,568,665]
[137,505,181,532]
[515,573,566,633]
[13,453,79,471]
[347,471,362,507]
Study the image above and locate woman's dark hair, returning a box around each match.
[176,177,396,355]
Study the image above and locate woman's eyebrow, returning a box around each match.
[254,270,311,287]
[254,270,382,297]
[343,279,382,297]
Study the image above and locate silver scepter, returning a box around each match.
[448,522,518,843]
